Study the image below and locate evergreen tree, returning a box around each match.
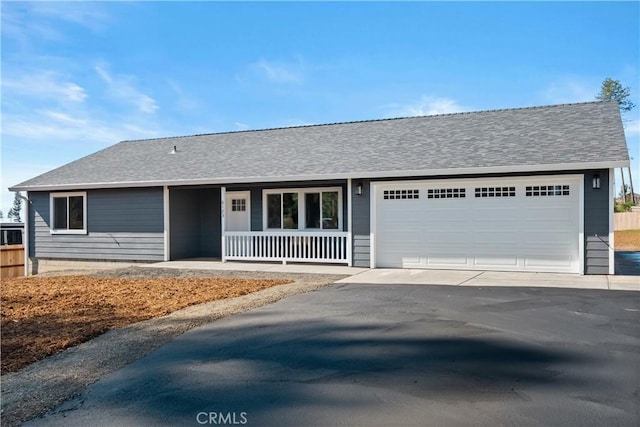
[7,192,23,223]
[596,78,635,112]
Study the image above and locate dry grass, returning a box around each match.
[615,229,640,251]
[1,275,291,374]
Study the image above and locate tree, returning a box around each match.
[7,192,23,223]
[597,78,636,206]
[596,78,635,112]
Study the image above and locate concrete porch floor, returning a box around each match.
[142,258,367,276]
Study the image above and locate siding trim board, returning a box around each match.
[608,168,614,275]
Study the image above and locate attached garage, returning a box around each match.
[372,176,582,273]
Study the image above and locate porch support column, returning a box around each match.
[608,168,615,275]
[163,186,170,261]
[221,186,226,262]
[347,178,353,266]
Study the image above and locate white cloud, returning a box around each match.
[40,110,87,126]
[234,122,250,131]
[1,2,110,47]
[95,64,158,114]
[253,58,304,84]
[2,110,164,146]
[541,78,598,105]
[29,2,111,31]
[2,72,87,102]
[384,96,469,118]
[624,119,640,137]
[167,80,200,111]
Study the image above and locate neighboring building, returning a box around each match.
[10,101,630,274]
[0,223,24,245]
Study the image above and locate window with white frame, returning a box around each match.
[264,188,341,230]
[50,192,87,234]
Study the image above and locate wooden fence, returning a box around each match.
[1,245,25,279]
[614,211,640,231]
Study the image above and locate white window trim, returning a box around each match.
[50,191,88,235]
[262,186,343,231]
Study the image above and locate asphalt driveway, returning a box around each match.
[28,283,640,427]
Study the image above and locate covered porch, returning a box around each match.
[166,179,356,266]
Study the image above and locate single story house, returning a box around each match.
[10,101,630,275]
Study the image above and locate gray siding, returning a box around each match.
[250,188,262,231]
[169,188,221,259]
[200,188,221,257]
[169,189,201,259]
[29,188,164,261]
[351,179,371,268]
[584,170,610,274]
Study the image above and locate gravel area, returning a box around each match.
[1,267,346,427]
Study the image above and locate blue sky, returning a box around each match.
[1,1,639,216]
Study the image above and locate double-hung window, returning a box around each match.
[264,187,341,231]
[50,192,87,234]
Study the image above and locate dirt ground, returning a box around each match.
[1,272,290,374]
[615,229,640,251]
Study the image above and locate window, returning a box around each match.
[525,185,570,197]
[474,187,516,198]
[383,189,419,200]
[264,187,341,230]
[50,192,87,234]
[426,188,466,199]
[231,199,246,212]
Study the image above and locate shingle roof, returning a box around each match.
[11,101,630,191]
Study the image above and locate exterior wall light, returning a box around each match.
[593,174,600,189]
[356,182,364,196]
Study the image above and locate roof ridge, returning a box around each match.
[120,100,610,143]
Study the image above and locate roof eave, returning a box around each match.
[9,160,630,192]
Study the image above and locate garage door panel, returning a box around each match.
[426,254,469,266]
[524,255,575,270]
[375,176,580,273]
[474,255,519,267]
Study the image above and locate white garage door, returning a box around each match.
[373,176,582,273]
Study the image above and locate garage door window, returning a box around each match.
[427,188,465,199]
[525,185,570,197]
[383,189,419,200]
[474,187,516,197]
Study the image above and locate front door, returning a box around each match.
[225,191,250,231]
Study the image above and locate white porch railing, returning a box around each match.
[223,231,350,264]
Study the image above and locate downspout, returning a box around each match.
[16,192,30,276]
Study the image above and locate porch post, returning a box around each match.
[347,178,353,266]
[608,168,614,275]
[163,186,170,261]
[221,186,226,262]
